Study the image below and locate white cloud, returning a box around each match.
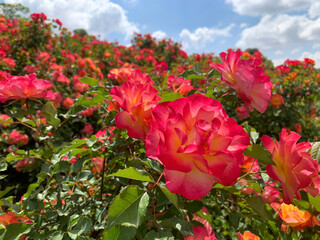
[313,43,320,49]
[275,50,283,55]
[179,24,235,50]
[236,14,320,50]
[152,30,167,40]
[240,23,247,28]
[271,57,287,67]
[291,48,301,54]
[308,2,320,18]
[4,0,139,39]
[226,0,313,16]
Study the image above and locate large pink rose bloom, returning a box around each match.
[261,129,318,204]
[110,81,161,141]
[213,51,272,113]
[146,94,250,199]
[0,74,54,103]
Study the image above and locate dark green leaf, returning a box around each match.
[3,223,32,240]
[103,226,136,240]
[157,184,182,215]
[207,69,220,79]
[244,144,274,165]
[0,186,15,199]
[41,102,61,127]
[107,167,153,182]
[247,196,272,220]
[68,216,93,239]
[106,185,149,229]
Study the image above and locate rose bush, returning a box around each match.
[0,9,320,240]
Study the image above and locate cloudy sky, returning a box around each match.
[2,0,320,67]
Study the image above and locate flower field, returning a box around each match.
[1,11,320,240]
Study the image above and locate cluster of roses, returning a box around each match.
[109,50,320,207]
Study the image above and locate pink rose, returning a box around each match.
[146,94,250,199]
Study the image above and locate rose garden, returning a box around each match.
[0,9,320,240]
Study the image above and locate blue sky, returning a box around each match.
[2,0,320,66]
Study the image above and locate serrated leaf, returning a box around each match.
[311,142,320,162]
[3,223,32,240]
[244,144,274,165]
[103,226,136,240]
[159,92,183,103]
[79,76,98,87]
[41,102,61,127]
[107,167,153,182]
[106,185,149,229]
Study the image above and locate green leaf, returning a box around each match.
[292,198,310,212]
[77,94,106,107]
[54,161,71,173]
[247,196,272,220]
[0,186,15,199]
[187,74,205,80]
[308,193,320,211]
[193,63,202,74]
[159,92,183,103]
[0,117,13,127]
[5,152,25,163]
[59,139,87,157]
[244,144,274,165]
[207,68,220,79]
[311,142,320,162]
[143,230,174,240]
[162,217,193,236]
[103,226,136,240]
[106,185,149,229]
[3,223,32,240]
[19,117,36,127]
[79,76,98,87]
[157,184,182,215]
[41,102,61,127]
[68,216,93,239]
[107,167,153,182]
